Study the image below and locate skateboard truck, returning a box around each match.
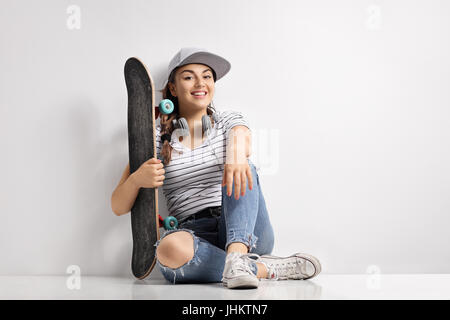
[158,214,178,230]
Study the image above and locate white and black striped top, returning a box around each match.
[156,110,250,223]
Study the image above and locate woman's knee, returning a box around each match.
[156,230,195,269]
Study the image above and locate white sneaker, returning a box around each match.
[222,252,260,289]
[258,253,322,280]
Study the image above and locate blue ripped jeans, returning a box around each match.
[155,160,275,284]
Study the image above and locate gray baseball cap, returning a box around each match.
[162,47,231,89]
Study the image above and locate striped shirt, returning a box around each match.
[156,109,250,223]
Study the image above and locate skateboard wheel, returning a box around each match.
[159,99,174,115]
[164,216,178,230]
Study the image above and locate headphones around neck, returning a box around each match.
[159,99,222,167]
[160,99,218,138]
[172,115,214,137]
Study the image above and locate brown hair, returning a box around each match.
[158,67,217,165]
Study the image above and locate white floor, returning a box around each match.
[1,274,450,300]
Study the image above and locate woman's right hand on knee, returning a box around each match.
[131,158,165,188]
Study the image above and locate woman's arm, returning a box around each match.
[222,125,253,200]
[110,163,140,216]
[111,158,165,216]
[226,125,252,163]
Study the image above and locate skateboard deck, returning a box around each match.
[124,57,159,279]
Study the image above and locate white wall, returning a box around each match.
[1,0,449,278]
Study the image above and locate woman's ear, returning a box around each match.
[168,82,177,97]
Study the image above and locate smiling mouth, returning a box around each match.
[191,91,208,98]
[191,91,207,96]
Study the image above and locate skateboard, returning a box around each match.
[124,57,178,279]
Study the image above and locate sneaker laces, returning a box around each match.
[226,253,259,276]
[266,259,304,280]
[237,253,260,274]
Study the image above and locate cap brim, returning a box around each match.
[160,51,231,91]
[180,51,231,81]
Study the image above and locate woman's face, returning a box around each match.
[168,63,215,112]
